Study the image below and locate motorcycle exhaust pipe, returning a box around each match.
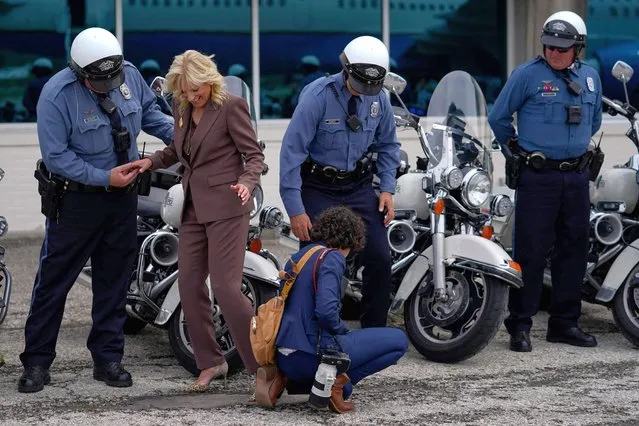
[149,269,179,300]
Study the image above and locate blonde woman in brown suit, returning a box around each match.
[130,50,263,391]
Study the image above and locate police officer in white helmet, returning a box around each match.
[18,27,173,393]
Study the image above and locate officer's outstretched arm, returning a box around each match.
[372,94,401,194]
[279,92,323,218]
[487,67,527,146]
[37,99,110,187]
[137,70,174,145]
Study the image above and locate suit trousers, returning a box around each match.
[178,197,258,373]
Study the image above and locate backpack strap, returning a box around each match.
[281,245,324,300]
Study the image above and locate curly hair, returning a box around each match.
[310,206,366,251]
[165,49,228,115]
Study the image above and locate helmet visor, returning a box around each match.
[541,33,576,49]
[347,63,386,96]
[83,55,125,93]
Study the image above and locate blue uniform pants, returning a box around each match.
[20,191,137,368]
[301,175,392,328]
[276,327,408,396]
[504,167,590,334]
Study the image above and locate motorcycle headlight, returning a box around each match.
[461,169,491,208]
[490,194,513,217]
[250,184,264,219]
[259,206,283,229]
[0,216,7,238]
[441,166,463,190]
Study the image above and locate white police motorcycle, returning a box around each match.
[0,167,11,325]
[498,60,639,347]
[78,76,284,375]
[281,71,522,362]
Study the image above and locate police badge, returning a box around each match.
[370,101,379,118]
[120,83,132,100]
[586,76,595,92]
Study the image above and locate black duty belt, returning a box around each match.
[301,160,372,185]
[522,149,591,172]
[65,180,137,193]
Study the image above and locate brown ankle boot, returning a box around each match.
[255,365,287,408]
[328,373,355,414]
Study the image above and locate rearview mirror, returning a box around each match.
[612,61,634,83]
[383,72,407,95]
[150,76,167,96]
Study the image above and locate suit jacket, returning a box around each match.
[150,94,265,223]
[275,244,351,355]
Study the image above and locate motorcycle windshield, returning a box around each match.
[424,71,493,176]
[223,75,258,134]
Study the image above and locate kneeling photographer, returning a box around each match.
[255,206,408,413]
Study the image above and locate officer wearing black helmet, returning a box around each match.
[488,11,602,352]
[18,27,173,393]
[279,35,401,328]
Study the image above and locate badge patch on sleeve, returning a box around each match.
[370,101,379,118]
[587,76,595,92]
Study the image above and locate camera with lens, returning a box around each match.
[308,350,351,408]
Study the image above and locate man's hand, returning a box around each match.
[379,192,395,225]
[290,213,313,241]
[230,183,250,205]
[109,164,140,187]
[128,158,153,173]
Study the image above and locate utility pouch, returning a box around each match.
[33,160,65,220]
[566,105,583,124]
[136,170,152,196]
[588,147,605,181]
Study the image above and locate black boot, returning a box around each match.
[509,331,532,352]
[547,326,597,347]
[93,361,133,387]
[18,365,51,393]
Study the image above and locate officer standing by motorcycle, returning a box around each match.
[488,11,602,352]
[18,27,173,393]
[279,35,400,328]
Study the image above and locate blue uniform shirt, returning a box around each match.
[488,57,602,160]
[280,72,401,217]
[36,61,174,187]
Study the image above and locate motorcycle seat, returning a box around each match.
[137,186,167,218]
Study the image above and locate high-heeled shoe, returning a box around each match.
[186,361,229,393]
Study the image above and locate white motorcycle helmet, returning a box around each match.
[541,11,587,51]
[339,36,389,96]
[69,27,125,92]
[161,184,185,229]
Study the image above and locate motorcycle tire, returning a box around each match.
[123,316,147,335]
[404,272,508,363]
[612,265,639,347]
[168,276,277,376]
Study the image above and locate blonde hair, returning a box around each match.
[165,50,227,114]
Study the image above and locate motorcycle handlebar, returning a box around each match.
[602,96,631,117]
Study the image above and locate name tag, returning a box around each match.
[325,119,341,125]
[541,92,557,97]
[83,115,100,123]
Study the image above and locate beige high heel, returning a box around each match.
[186,361,229,392]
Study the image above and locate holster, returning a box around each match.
[505,153,524,190]
[33,160,66,220]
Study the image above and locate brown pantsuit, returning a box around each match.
[149,93,264,375]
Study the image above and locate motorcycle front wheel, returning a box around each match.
[612,263,639,347]
[168,276,276,376]
[404,268,508,363]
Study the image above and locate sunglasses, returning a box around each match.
[545,45,571,53]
